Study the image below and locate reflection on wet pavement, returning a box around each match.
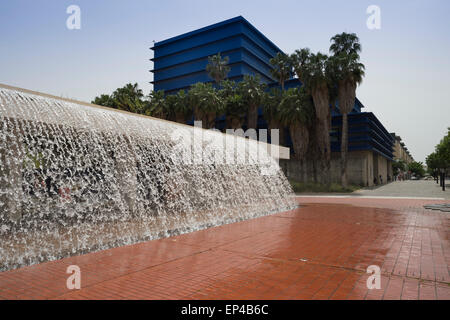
[0,197,449,300]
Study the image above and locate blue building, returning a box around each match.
[151,16,280,93]
[151,16,394,186]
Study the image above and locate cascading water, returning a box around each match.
[0,86,297,271]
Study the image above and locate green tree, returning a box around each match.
[408,161,425,178]
[219,80,245,130]
[225,94,245,130]
[427,128,450,182]
[426,152,440,179]
[161,91,192,124]
[92,94,115,108]
[263,88,284,146]
[92,83,146,114]
[146,90,167,119]
[269,53,292,90]
[238,74,266,130]
[164,93,178,121]
[279,88,315,176]
[329,32,365,187]
[188,82,223,129]
[172,90,192,124]
[291,49,333,184]
[436,127,450,169]
[206,53,230,84]
[392,159,406,176]
[329,32,362,57]
[111,83,145,114]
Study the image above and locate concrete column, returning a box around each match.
[372,153,379,185]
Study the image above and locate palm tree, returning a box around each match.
[93,83,146,114]
[263,88,285,146]
[146,90,167,119]
[92,94,115,108]
[329,32,365,187]
[206,53,230,84]
[279,88,315,180]
[290,48,310,82]
[111,83,145,114]
[291,49,333,184]
[188,82,223,129]
[330,32,361,56]
[238,74,266,130]
[172,90,192,124]
[163,93,177,121]
[269,53,292,90]
[225,94,246,130]
[219,80,245,130]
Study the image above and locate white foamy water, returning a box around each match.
[0,87,297,271]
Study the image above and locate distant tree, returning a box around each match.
[238,74,266,130]
[426,152,440,180]
[426,128,450,181]
[206,53,230,84]
[408,161,425,177]
[269,53,292,90]
[436,127,450,169]
[392,159,406,176]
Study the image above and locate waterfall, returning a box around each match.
[0,86,297,271]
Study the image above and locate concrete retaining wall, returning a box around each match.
[281,150,393,187]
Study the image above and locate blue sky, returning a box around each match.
[1,0,449,162]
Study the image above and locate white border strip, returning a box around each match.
[295,195,446,200]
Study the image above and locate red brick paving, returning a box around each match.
[0,196,449,300]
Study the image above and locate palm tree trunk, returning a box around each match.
[340,112,349,187]
[194,106,201,124]
[226,117,243,130]
[175,112,186,124]
[269,120,285,146]
[307,124,318,183]
[206,112,216,129]
[290,124,309,182]
[198,111,216,129]
[338,79,357,188]
[289,124,309,160]
[311,85,331,185]
[314,118,331,185]
[247,104,258,130]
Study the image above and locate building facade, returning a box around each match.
[151,16,280,94]
[390,133,414,164]
[151,16,398,186]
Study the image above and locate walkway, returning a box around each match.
[354,180,450,200]
[0,197,449,300]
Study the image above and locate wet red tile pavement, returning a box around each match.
[0,197,449,300]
